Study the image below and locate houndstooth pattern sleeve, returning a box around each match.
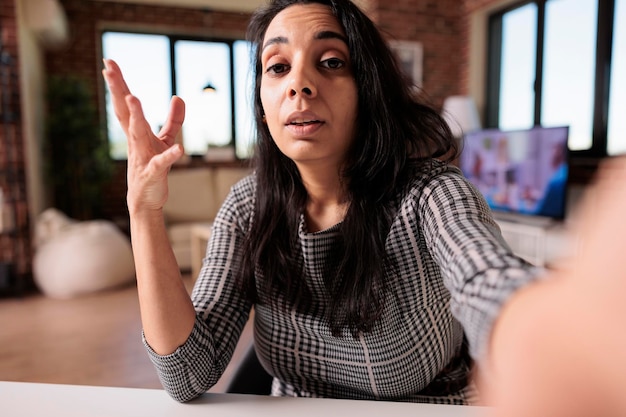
[415,162,544,360]
[143,174,257,402]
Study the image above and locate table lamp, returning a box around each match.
[441,95,481,139]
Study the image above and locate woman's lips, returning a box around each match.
[285,120,324,136]
[289,120,319,125]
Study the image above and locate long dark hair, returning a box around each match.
[237,0,458,336]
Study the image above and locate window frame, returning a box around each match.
[486,0,617,167]
[100,28,253,160]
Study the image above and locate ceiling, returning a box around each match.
[92,0,266,13]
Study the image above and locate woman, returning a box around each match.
[103,0,626,412]
[102,0,537,404]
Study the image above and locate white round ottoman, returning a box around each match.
[33,209,135,299]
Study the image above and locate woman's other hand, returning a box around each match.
[484,156,626,417]
[101,59,185,215]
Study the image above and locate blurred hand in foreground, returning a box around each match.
[484,156,626,417]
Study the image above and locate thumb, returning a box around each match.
[149,143,184,174]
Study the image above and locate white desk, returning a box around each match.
[0,381,489,417]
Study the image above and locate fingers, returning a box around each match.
[103,59,187,152]
[149,143,185,174]
[157,96,186,147]
[126,94,158,155]
[102,59,133,132]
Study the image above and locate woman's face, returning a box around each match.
[260,3,358,169]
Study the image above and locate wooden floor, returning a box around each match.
[0,276,253,392]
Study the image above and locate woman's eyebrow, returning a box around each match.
[262,36,288,52]
[315,30,348,45]
[262,30,348,52]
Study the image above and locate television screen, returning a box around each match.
[459,126,569,220]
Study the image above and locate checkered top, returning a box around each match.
[145,160,541,403]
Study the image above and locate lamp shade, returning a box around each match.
[442,95,481,138]
[202,82,216,93]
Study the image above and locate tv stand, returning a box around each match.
[492,211,557,228]
[494,214,570,267]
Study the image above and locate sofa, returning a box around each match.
[163,165,252,271]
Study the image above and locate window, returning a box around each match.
[498,3,537,130]
[487,0,625,158]
[102,32,255,160]
[608,0,626,155]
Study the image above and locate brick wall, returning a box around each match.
[45,0,252,225]
[375,0,464,107]
[3,0,504,282]
[46,0,251,98]
[1,0,31,285]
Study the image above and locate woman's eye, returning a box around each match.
[266,63,289,74]
[321,58,345,70]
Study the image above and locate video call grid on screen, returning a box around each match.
[459,126,570,220]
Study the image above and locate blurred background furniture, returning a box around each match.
[32,208,135,299]
[164,166,251,272]
[190,223,213,284]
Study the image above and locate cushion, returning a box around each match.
[164,168,217,223]
[213,167,251,205]
[33,209,135,299]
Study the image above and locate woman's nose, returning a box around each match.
[290,86,313,97]
[287,63,316,98]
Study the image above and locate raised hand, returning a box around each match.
[102,59,186,215]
